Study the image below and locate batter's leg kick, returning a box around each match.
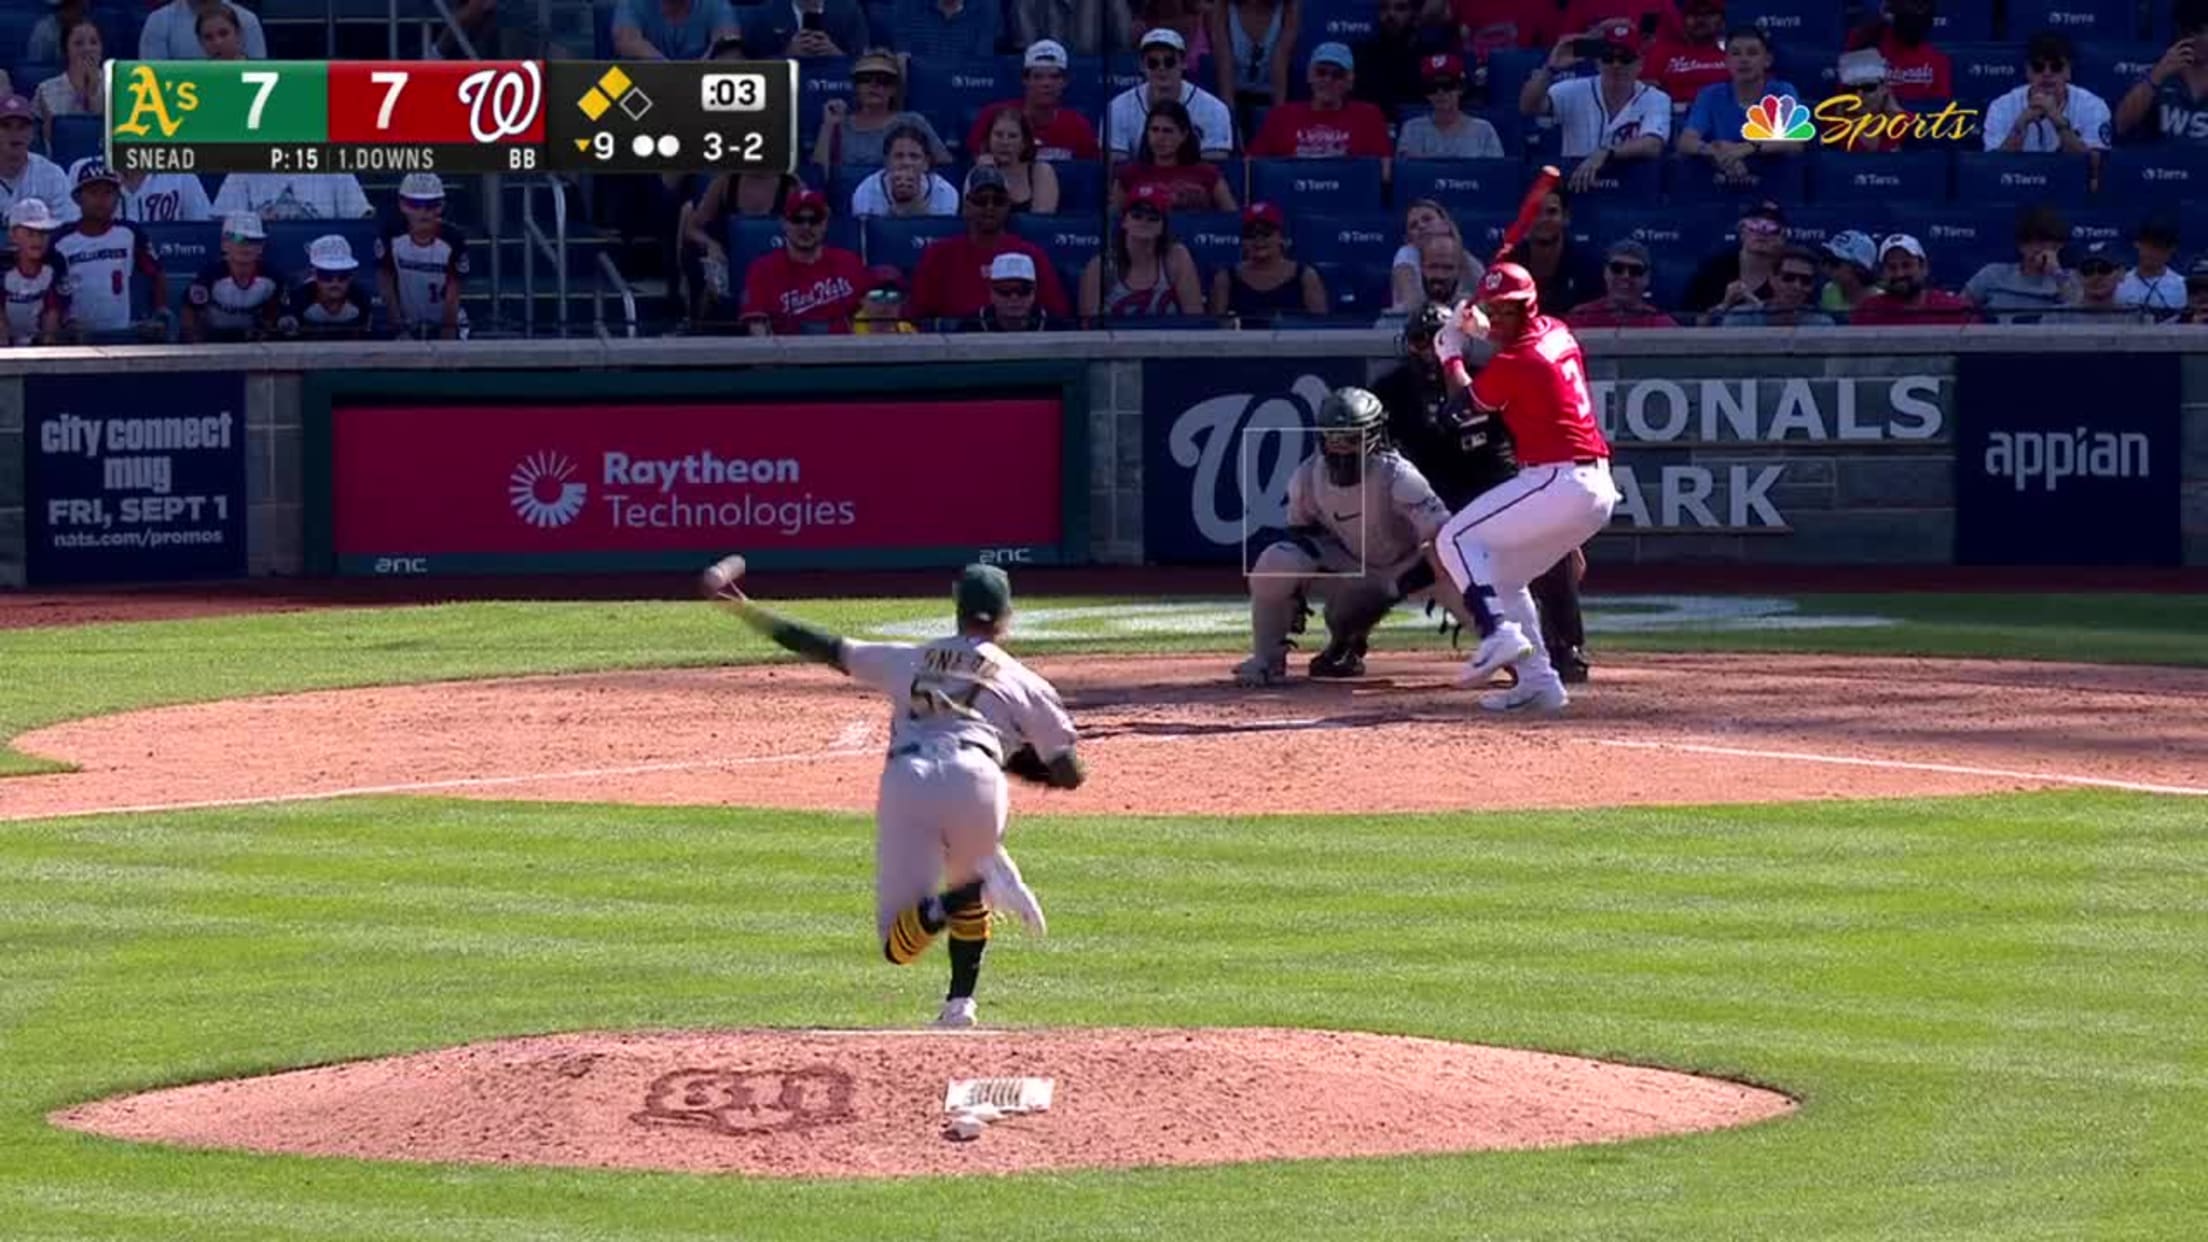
[1434,461,1619,711]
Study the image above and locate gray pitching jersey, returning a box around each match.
[1286,448,1453,569]
[841,636,1077,763]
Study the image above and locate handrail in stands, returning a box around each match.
[520,175,571,336]
[593,251,638,340]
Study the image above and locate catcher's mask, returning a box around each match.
[1317,385,1387,487]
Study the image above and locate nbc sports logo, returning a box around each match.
[1741,94,1816,141]
[509,450,588,527]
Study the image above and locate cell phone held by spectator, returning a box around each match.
[802,10,824,32]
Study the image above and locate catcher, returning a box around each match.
[1233,385,1474,685]
[706,557,1084,1029]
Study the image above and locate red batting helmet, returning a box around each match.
[1478,262,1539,308]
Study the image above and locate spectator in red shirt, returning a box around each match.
[1566,239,1674,326]
[966,39,1101,164]
[909,166,1069,323]
[1848,233,1976,324]
[1248,42,1393,172]
[1111,99,1237,212]
[737,189,867,335]
[1446,0,1558,64]
[1639,0,1726,101]
[1845,0,1949,104]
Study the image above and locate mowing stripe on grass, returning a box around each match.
[1592,739,2208,797]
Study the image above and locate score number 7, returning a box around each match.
[239,70,409,130]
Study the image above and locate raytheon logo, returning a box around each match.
[509,450,588,527]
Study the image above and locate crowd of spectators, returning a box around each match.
[12,0,2208,339]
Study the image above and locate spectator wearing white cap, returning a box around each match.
[4,197,70,344]
[290,234,375,339]
[1011,0,1128,54]
[54,160,166,340]
[968,41,1101,163]
[971,251,1058,331]
[185,211,288,342]
[1818,229,1879,314]
[378,172,467,340]
[138,0,267,59]
[1207,0,1298,122]
[1848,233,1976,325]
[1107,28,1235,162]
[212,170,373,221]
[0,95,75,223]
[1247,42,1391,174]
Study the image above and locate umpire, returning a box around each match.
[1375,303,1590,682]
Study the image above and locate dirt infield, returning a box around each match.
[51,1028,1795,1178]
[3,651,2204,822]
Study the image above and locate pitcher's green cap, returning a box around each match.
[955,563,1012,624]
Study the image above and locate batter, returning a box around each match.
[706,558,1085,1029]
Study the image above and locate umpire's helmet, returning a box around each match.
[1318,385,1387,486]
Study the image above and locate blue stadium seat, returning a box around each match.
[2063,207,2131,249]
[907,56,1020,156]
[1466,213,1595,255]
[1730,0,1849,58]
[1563,154,1663,203]
[1926,5,1994,40]
[798,58,856,149]
[1303,0,1375,43]
[1954,150,2093,205]
[1010,213,1104,291]
[1310,260,1389,314]
[1102,54,1146,97]
[48,113,102,167]
[1046,160,1102,213]
[1582,207,1730,274]
[1484,49,1546,120]
[1288,210,1395,272]
[1249,158,1386,213]
[1947,43,2023,108]
[1774,203,1901,255]
[1393,158,1524,214]
[1812,148,1951,203]
[2073,41,2162,105]
[1174,211,1245,277]
[138,221,219,277]
[2101,147,2208,208]
[862,215,966,270]
[1912,208,2011,280]
[263,220,378,281]
[1060,58,1112,116]
[726,215,864,282]
[1668,152,1811,203]
[2006,0,2140,42]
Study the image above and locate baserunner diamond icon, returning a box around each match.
[620,89,655,121]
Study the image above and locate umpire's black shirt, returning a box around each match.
[1372,357,1517,511]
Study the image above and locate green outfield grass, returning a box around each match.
[1,792,2203,1240]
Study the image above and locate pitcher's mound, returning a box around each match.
[53,1028,1794,1178]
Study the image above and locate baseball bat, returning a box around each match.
[1491,165,1561,265]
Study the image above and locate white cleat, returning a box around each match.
[1480,677,1569,713]
[979,849,1047,936]
[1457,621,1535,686]
[934,997,978,1028]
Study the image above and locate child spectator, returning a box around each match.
[4,198,69,344]
[110,162,213,222]
[195,3,253,59]
[968,41,1101,163]
[851,265,916,332]
[739,188,867,333]
[185,211,286,342]
[377,173,467,340]
[1397,54,1504,158]
[289,235,376,339]
[53,161,164,340]
[2117,217,2186,319]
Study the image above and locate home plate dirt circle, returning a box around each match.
[51,1028,1795,1178]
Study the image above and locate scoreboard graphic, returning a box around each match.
[103,59,797,176]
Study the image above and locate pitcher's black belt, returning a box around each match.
[890,739,1003,765]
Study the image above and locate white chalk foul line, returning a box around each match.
[1589,738,2208,797]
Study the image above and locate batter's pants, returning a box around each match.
[1435,461,1619,681]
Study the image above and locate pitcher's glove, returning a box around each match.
[1004,745,1054,786]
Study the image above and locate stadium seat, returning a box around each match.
[907,56,1020,156]
[1730,0,1848,58]
[1288,210,1395,272]
[862,215,965,270]
[1812,148,1951,203]
[138,221,219,277]
[2100,147,2208,209]
[1393,158,1525,214]
[726,215,864,280]
[1911,208,2010,279]
[1102,54,1146,97]
[1926,5,1994,40]
[48,113,102,168]
[2073,41,2162,105]
[1583,207,1731,274]
[2063,206,2131,249]
[2006,0,2139,42]
[798,58,856,149]
[1563,154,1663,203]
[1249,158,1386,213]
[1302,0,1375,43]
[1946,43,2023,108]
[1309,260,1389,314]
[1010,213,1104,291]
[1484,49,1546,119]
[1773,203,1899,254]
[1174,211,1245,277]
[1668,152,1810,204]
[1954,150,2093,205]
[1060,57,1111,116]
[1045,160,1102,213]
[1465,213,1596,255]
[264,220,378,281]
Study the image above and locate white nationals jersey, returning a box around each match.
[1284,447,1452,569]
[118,173,213,222]
[187,261,285,335]
[842,636,1077,766]
[53,222,157,331]
[376,223,469,326]
[3,255,70,343]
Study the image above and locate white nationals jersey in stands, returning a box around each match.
[288,281,374,336]
[1284,448,1452,570]
[211,173,373,221]
[186,261,285,335]
[53,222,158,332]
[840,636,1077,766]
[376,223,469,328]
[118,173,214,222]
[3,255,71,344]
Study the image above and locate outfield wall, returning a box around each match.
[1,328,2204,587]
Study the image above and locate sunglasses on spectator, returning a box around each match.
[787,212,825,226]
[1128,205,1163,220]
[1242,223,1280,238]
[855,73,897,86]
[1313,64,1348,77]
[991,281,1036,296]
[223,232,262,244]
[1144,54,1180,69]
[1777,269,1816,286]
[1607,260,1647,276]
[2079,260,2118,274]
[400,197,442,211]
[2030,58,2066,72]
[1599,49,1637,64]
[313,269,350,282]
[1741,218,1782,235]
[1425,78,1462,92]
[866,287,903,301]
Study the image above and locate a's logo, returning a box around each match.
[1741,94,1816,141]
[508,450,587,527]
[460,62,543,144]
[113,65,199,138]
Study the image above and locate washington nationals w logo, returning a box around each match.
[459,63,543,144]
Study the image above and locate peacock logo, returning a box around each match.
[508,450,588,528]
[1741,94,1816,141]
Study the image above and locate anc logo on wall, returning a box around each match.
[1741,92,1979,147]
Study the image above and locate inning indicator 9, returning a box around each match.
[103,59,796,175]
